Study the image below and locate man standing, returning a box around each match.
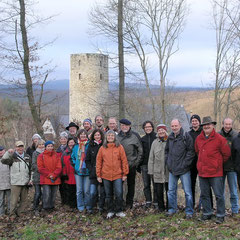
[95,115,105,131]
[105,117,118,134]
[219,117,239,215]
[118,119,143,209]
[66,122,79,143]
[83,118,93,134]
[0,146,11,216]
[195,116,231,224]
[140,120,157,208]
[1,141,31,217]
[188,114,202,208]
[165,119,195,218]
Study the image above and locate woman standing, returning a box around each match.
[148,124,169,212]
[71,129,91,212]
[37,141,62,212]
[32,139,45,214]
[96,130,129,218]
[85,129,105,213]
[61,138,77,209]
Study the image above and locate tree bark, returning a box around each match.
[19,0,43,135]
[118,0,125,119]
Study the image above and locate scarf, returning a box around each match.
[36,148,44,154]
[78,139,88,171]
[94,140,102,145]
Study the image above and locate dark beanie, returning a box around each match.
[119,118,131,125]
[190,114,201,124]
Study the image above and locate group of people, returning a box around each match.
[0,114,240,224]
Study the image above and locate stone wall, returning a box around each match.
[70,53,109,124]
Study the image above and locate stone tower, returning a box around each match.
[70,53,109,123]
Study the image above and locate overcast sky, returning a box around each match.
[35,0,216,87]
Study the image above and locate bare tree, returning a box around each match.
[0,0,55,135]
[136,0,187,124]
[211,0,240,123]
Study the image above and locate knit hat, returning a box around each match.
[83,118,92,125]
[190,114,201,124]
[156,124,167,132]
[60,131,68,139]
[0,146,5,151]
[45,140,54,147]
[32,133,41,140]
[119,118,131,125]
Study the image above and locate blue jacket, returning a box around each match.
[71,141,89,176]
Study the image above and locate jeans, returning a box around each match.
[89,182,105,210]
[155,182,168,210]
[126,167,136,206]
[237,172,240,192]
[199,176,225,217]
[42,185,58,209]
[75,174,90,211]
[223,171,239,214]
[141,165,157,203]
[0,189,11,215]
[168,171,194,215]
[103,178,123,213]
[33,184,42,210]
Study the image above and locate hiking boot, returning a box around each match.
[106,212,114,219]
[116,212,126,218]
[215,217,224,224]
[145,202,151,208]
[200,215,212,221]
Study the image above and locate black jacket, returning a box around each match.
[188,126,202,169]
[85,141,102,184]
[221,129,238,172]
[141,131,157,166]
[165,128,195,176]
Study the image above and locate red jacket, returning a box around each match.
[96,143,129,181]
[195,129,231,178]
[62,148,76,185]
[37,150,62,185]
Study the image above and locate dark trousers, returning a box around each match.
[89,182,105,210]
[126,167,136,206]
[141,165,157,203]
[59,183,67,204]
[199,176,225,217]
[42,185,58,209]
[103,178,123,213]
[190,167,198,208]
[65,184,77,208]
[155,182,168,210]
[33,184,42,210]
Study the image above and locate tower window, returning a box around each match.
[100,74,103,80]
[78,60,81,66]
[100,61,102,67]
[79,73,82,80]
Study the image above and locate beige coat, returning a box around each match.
[148,138,169,183]
[0,156,11,190]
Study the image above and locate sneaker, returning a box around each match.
[215,217,224,224]
[106,212,115,219]
[116,212,126,217]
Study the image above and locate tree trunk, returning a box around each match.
[19,0,43,135]
[118,0,125,119]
